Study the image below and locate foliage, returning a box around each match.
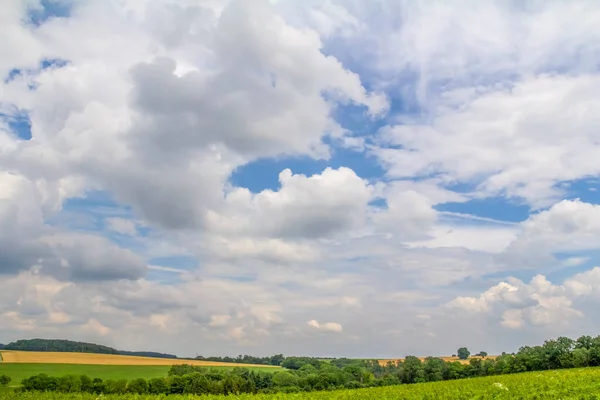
[4,367,600,399]
[2,339,177,359]
[0,376,10,387]
[194,354,284,366]
[456,347,470,360]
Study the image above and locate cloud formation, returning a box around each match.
[1,0,600,358]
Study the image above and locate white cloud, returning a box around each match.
[1,0,600,358]
[307,319,343,333]
[448,273,592,330]
[373,75,600,207]
[508,200,600,254]
[209,167,373,240]
[105,218,138,236]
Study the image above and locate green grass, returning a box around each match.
[3,367,600,399]
[0,364,171,384]
[0,363,277,387]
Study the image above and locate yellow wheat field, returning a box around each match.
[377,355,498,366]
[0,351,279,368]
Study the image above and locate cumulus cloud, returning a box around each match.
[209,167,373,239]
[2,0,600,358]
[307,319,343,333]
[447,273,591,330]
[373,75,600,207]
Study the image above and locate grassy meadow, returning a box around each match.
[0,363,171,385]
[2,366,600,399]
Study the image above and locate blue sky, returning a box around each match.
[2,0,600,358]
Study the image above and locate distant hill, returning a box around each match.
[1,339,177,359]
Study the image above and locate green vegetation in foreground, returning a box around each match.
[0,364,278,387]
[2,367,600,399]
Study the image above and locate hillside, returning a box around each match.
[0,339,177,359]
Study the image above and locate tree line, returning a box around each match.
[13,334,600,396]
[1,339,177,359]
[194,354,285,366]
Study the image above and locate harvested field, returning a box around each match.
[378,355,498,366]
[0,351,279,368]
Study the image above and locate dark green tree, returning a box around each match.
[148,377,168,394]
[457,347,470,360]
[0,375,11,386]
[79,375,93,393]
[128,378,148,394]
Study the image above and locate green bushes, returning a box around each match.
[5,367,600,400]
[0,375,11,386]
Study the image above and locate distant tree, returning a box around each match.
[79,375,93,393]
[572,348,591,368]
[56,375,81,393]
[457,347,470,360]
[270,354,285,366]
[446,361,465,380]
[399,356,425,384]
[21,374,59,392]
[128,378,148,394]
[0,375,11,386]
[477,351,488,358]
[423,357,446,382]
[148,377,168,394]
[104,379,128,394]
[272,371,299,387]
[92,378,105,394]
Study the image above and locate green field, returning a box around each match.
[2,367,600,399]
[0,364,171,384]
[0,363,277,387]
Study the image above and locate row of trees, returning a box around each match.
[194,354,285,366]
[193,349,485,366]
[2,339,177,359]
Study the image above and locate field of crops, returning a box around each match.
[377,355,497,366]
[0,351,279,368]
[2,367,600,399]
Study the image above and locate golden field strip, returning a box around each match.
[0,351,279,368]
[377,355,498,366]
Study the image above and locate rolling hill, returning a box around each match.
[0,339,177,359]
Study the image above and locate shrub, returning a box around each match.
[56,375,81,393]
[104,379,127,394]
[127,377,148,394]
[148,377,168,394]
[0,375,11,386]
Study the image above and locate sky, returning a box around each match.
[2,0,600,359]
